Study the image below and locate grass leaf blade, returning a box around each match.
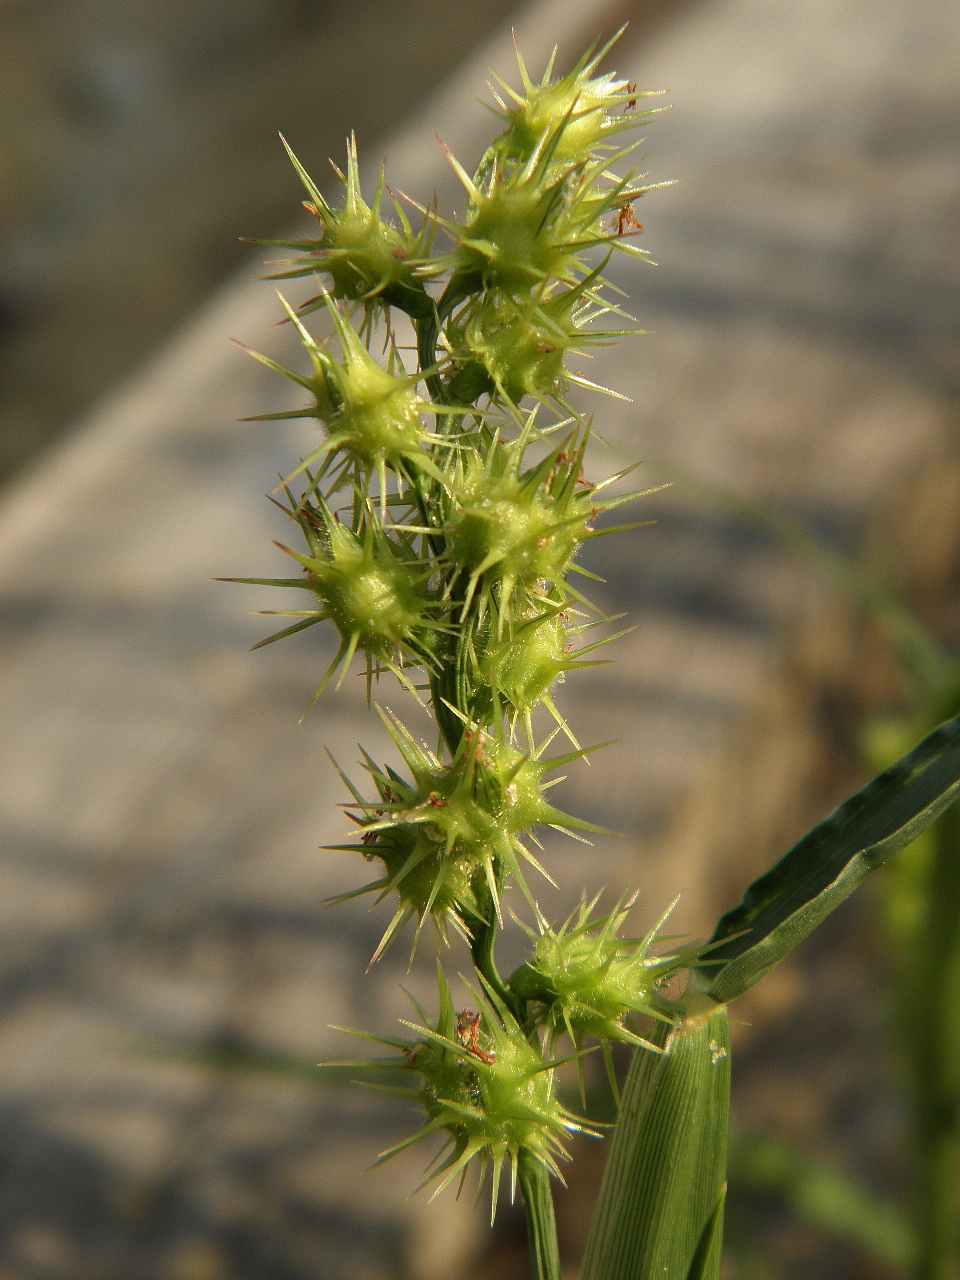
[684,1187,727,1280]
[702,713,960,1004]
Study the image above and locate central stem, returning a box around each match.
[466,891,560,1275]
[414,255,562,1278]
[518,1150,562,1280]
[465,882,524,1026]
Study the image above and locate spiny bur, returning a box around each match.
[231,31,685,1220]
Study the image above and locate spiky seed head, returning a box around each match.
[452,166,579,294]
[329,351,423,467]
[445,258,640,414]
[342,723,533,941]
[270,499,438,696]
[435,49,655,297]
[447,292,570,407]
[440,143,642,298]
[309,295,439,480]
[478,611,568,715]
[241,292,445,491]
[275,134,432,312]
[446,435,604,619]
[304,527,427,655]
[490,34,653,169]
[361,823,481,927]
[236,34,669,1205]
[452,484,573,582]
[335,715,610,958]
[353,970,593,1214]
[509,899,694,1051]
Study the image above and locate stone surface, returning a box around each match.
[0,0,958,1277]
[0,0,526,484]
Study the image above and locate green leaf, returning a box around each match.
[701,713,960,1005]
[581,1007,730,1280]
[684,1187,727,1280]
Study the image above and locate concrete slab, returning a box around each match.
[0,0,957,1276]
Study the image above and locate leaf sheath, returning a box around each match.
[581,1007,731,1280]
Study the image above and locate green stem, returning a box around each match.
[416,272,475,408]
[518,1149,562,1280]
[427,564,480,758]
[906,799,960,1280]
[414,237,559,1280]
[465,883,525,1027]
[412,274,479,756]
[465,888,560,1280]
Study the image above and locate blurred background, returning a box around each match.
[0,0,959,1277]
[0,0,524,484]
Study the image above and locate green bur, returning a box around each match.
[335,968,595,1221]
[261,132,435,320]
[328,708,611,964]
